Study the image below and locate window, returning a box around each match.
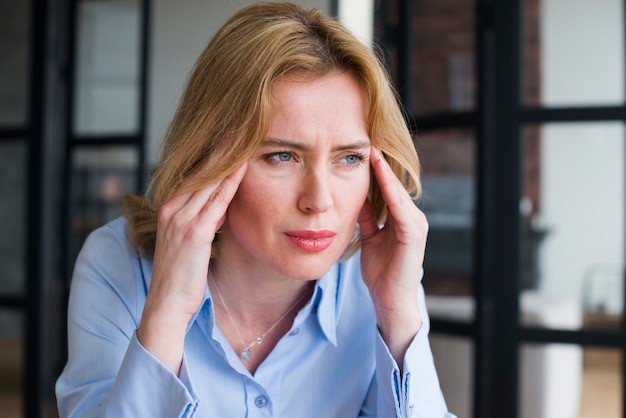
[376,0,626,417]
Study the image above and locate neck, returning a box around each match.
[209,260,315,326]
[208,263,315,367]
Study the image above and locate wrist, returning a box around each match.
[374,300,422,365]
[137,305,190,375]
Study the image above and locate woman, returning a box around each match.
[56,2,455,417]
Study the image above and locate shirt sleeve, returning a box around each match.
[371,284,457,418]
[103,333,199,417]
[55,222,200,418]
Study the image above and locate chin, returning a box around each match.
[275,252,342,281]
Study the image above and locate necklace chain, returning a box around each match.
[209,269,308,361]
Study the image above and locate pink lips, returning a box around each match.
[285,230,336,252]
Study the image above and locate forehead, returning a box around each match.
[265,72,370,143]
[271,70,366,101]
[269,71,367,114]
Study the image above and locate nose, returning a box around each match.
[298,168,333,214]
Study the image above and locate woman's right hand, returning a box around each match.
[137,162,248,374]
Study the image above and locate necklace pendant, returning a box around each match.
[241,347,252,361]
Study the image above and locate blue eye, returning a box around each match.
[265,151,295,164]
[341,154,364,165]
[344,155,359,164]
[277,152,292,162]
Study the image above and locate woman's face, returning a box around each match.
[220,71,371,281]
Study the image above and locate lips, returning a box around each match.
[285,230,336,252]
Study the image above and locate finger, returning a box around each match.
[369,146,414,218]
[158,157,229,221]
[357,197,379,240]
[197,162,248,227]
[158,181,221,226]
[166,162,248,226]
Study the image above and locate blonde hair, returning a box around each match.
[123,1,421,259]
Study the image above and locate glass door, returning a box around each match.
[376,0,626,417]
[65,0,148,274]
[519,0,626,417]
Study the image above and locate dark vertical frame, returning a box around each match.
[0,0,39,415]
[24,0,73,415]
[25,0,47,415]
[59,0,77,286]
[396,0,410,109]
[483,0,521,416]
[137,0,151,192]
[473,1,495,415]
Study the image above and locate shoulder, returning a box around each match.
[70,217,152,317]
[81,216,130,249]
[76,217,138,275]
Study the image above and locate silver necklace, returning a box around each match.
[209,269,309,361]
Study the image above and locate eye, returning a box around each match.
[339,153,365,166]
[265,151,295,164]
[344,154,360,164]
[277,152,293,162]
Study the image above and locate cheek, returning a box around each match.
[228,173,281,221]
[338,173,371,218]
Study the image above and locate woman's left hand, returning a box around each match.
[358,146,428,364]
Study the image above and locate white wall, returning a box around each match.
[148,0,331,165]
[337,0,373,47]
[541,0,623,107]
[538,0,625,313]
[539,123,624,313]
[74,1,141,135]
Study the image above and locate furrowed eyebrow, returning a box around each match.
[333,141,370,152]
[260,137,370,152]
[260,138,312,151]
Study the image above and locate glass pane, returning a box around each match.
[0,1,31,126]
[520,122,624,330]
[73,0,142,136]
[519,344,622,418]
[68,146,139,270]
[430,334,474,418]
[408,0,476,115]
[417,128,476,298]
[0,142,27,295]
[0,310,24,418]
[522,0,624,107]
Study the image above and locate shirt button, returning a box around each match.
[288,328,300,336]
[254,396,268,408]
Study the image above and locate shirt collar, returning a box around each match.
[314,263,340,346]
[189,282,213,334]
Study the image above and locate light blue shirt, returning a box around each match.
[56,217,455,417]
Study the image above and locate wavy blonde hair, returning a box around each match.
[123,2,421,259]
